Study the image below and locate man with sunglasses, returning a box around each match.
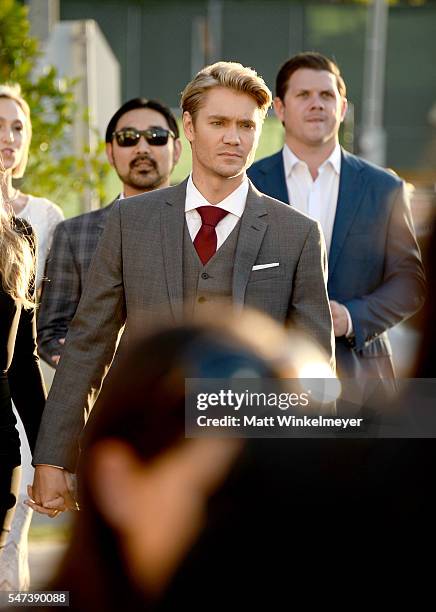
[37,98,181,366]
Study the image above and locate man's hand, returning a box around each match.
[25,465,78,517]
[51,337,65,366]
[329,300,349,337]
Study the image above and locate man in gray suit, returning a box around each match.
[29,61,334,515]
[37,98,182,366]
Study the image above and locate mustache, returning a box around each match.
[130,154,157,169]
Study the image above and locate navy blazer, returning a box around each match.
[248,148,426,377]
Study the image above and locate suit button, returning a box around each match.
[201,272,210,280]
[198,296,207,303]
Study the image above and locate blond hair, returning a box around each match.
[0,159,35,308]
[0,83,32,178]
[180,61,272,120]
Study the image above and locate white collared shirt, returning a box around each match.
[282,143,341,253]
[283,143,352,336]
[185,174,248,248]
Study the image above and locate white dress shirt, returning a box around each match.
[185,174,248,248]
[282,143,341,254]
[17,196,64,289]
[283,143,352,336]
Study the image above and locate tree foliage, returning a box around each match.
[0,0,110,212]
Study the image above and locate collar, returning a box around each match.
[185,174,249,218]
[283,142,341,177]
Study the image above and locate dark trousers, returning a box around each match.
[0,464,20,550]
[0,374,21,551]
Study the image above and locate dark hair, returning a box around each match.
[48,314,289,611]
[105,97,179,143]
[275,52,346,101]
[45,316,348,611]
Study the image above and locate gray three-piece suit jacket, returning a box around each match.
[34,179,334,471]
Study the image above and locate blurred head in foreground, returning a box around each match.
[49,309,330,611]
[415,216,436,376]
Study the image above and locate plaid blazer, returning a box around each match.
[37,202,115,365]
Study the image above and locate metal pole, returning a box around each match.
[207,0,223,64]
[27,0,60,43]
[359,0,389,166]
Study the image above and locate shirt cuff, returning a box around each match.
[35,464,65,470]
[344,306,354,338]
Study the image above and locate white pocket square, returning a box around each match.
[252,263,280,271]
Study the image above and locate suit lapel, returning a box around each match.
[328,150,366,280]
[259,151,289,203]
[233,183,268,307]
[160,179,268,315]
[96,199,118,230]
[161,180,187,322]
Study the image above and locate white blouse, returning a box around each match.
[17,195,64,289]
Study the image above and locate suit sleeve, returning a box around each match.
[344,183,426,351]
[288,221,335,371]
[37,222,81,366]
[33,201,126,471]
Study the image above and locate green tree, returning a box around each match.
[0,0,110,215]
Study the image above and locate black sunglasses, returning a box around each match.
[112,127,175,147]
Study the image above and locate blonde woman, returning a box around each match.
[0,84,61,590]
[0,162,46,562]
[0,84,64,289]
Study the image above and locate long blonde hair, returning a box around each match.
[0,159,35,308]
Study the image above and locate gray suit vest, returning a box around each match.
[183,220,240,317]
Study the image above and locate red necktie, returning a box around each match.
[193,206,229,265]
